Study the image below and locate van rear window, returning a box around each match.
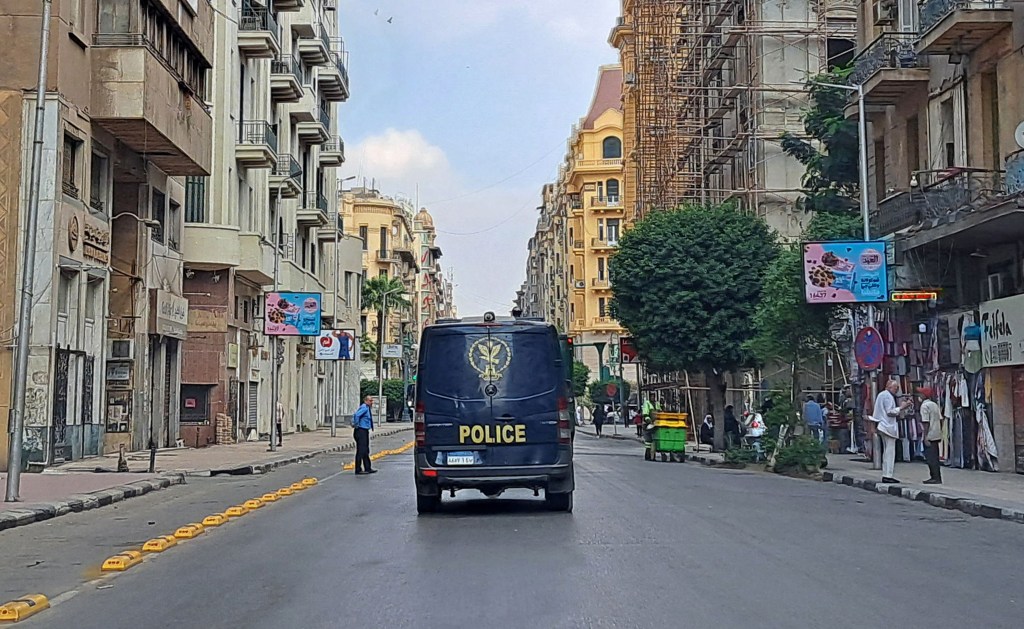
[420,327,562,401]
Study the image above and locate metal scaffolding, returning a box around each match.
[627,0,856,223]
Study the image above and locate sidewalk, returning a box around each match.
[576,422,641,441]
[0,424,413,531]
[682,445,1024,525]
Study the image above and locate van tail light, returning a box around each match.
[414,401,426,447]
[557,397,572,444]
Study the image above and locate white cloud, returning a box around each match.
[345,128,453,185]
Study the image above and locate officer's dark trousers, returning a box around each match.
[354,427,372,472]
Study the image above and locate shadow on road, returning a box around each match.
[418,493,568,518]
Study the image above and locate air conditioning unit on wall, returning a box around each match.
[574,280,586,289]
[108,339,134,360]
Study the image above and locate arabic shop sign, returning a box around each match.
[979,293,1024,368]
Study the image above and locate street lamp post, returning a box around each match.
[6,0,53,501]
[801,79,879,469]
[269,187,282,452]
[377,286,402,421]
[331,176,356,438]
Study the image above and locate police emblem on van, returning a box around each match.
[468,337,511,380]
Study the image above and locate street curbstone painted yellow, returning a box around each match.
[202,514,228,527]
[101,550,144,572]
[289,482,307,491]
[243,499,264,509]
[225,505,250,517]
[173,523,205,539]
[301,478,318,487]
[276,487,294,497]
[142,535,178,553]
[0,594,49,623]
[260,492,281,503]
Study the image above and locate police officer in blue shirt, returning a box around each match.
[352,396,376,475]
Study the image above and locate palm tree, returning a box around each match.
[362,275,411,379]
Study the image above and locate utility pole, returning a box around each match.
[331,176,355,437]
[7,0,53,501]
[377,290,389,420]
[269,188,282,452]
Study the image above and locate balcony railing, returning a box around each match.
[62,180,79,199]
[273,154,302,182]
[849,32,922,87]
[271,54,302,83]
[591,238,619,248]
[592,277,610,288]
[576,158,623,167]
[237,120,278,148]
[592,195,623,208]
[89,194,105,214]
[919,0,1006,33]
[318,105,331,129]
[322,137,345,155]
[872,168,1007,236]
[185,176,207,223]
[568,196,583,210]
[240,5,280,44]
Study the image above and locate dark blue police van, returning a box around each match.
[413,312,575,513]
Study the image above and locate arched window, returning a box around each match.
[602,136,622,159]
[606,179,620,202]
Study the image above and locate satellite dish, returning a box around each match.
[1015,121,1024,150]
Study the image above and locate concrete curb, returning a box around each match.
[820,471,1024,525]
[0,427,415,533]
[0,473,184,533]
[205,426,414,476]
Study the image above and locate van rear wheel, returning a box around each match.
[545,490,573,513]
[417,492,440,515]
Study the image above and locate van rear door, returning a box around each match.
[418,325,564,467]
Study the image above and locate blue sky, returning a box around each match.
[338,0,621,315]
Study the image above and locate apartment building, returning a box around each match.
[0,0,213,469]
[179,0,357,445]
[342,187,419,379]
[518,184,570,331]
[612,0,856,239]
[565,65,629,377]
[413,208,447,330]
[852,0,1024,472]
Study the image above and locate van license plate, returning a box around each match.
[447,452,475,466]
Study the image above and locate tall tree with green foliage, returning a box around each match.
[780,66,860,216]
[571,362,591,399]
[362,276,411,380]
[610,204,778,450]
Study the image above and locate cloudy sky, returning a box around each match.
[338,0,621,315]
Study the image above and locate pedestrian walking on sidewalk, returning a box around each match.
[802,395,824,445]
[593,404,606,438]
[275,402,284,447]
[869,379,911,484]
[631,406,642,437]
[352,396,376,475]
[917,387,943,484]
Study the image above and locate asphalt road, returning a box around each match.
[10,433,1024,628]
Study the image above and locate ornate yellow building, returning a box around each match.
[564,65,629,377]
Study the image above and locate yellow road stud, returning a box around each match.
[290,482,307,491]
[276,487,294,497]
[173,523,205,539]
[0,594,50,622]
[243,499,264,509]
[260,492,280,503]
[225,505,249,517]
[202,514,228,527]
[301,477,318,487]
[142,535,178,552]
[102,551,144,572]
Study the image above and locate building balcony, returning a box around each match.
[238,5,281,59]
[574,158,624,172]
[297,22,332,66]
[591,277,611,290]
[568,195,583,210]
[270,55,304,103]
[274,0,305,12]
[871,167,1012,237]
[297,192,330,228]
[295,106,331,144]
[269,154,303,199]
[235,234,275,285]
[317,215,345,242]
[235,121,278,169]
[319,45,350,102]
[90,35,212,175]
[591,238,619,251]
[571,239,585,251]
[592,316,618,328]
[847,33,929,110]
[319,137,345,167]
[183,223,241,269]
[917,0,1013,56]
[590,196,624,212]
[375,250,397,263]
[394,245,418,268]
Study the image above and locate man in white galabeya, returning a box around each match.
[868,379,912,484]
